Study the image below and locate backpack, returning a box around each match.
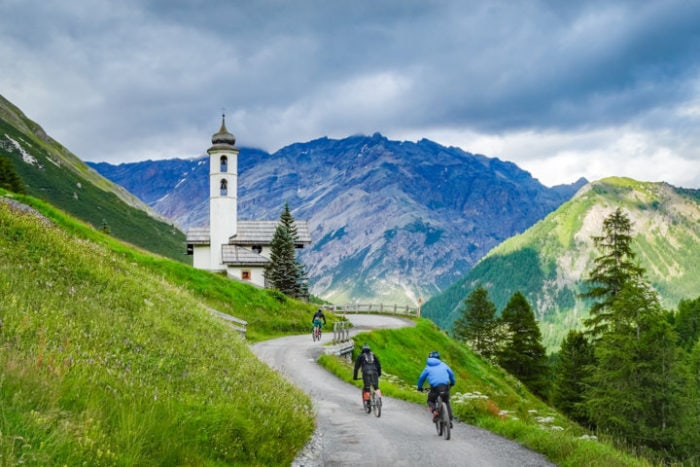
[364,352,375,367]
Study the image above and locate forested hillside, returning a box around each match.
[423,177,700,350]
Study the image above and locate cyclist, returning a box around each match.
[353,344,382,406]
[312,308,326,336]
[417,351,455,427]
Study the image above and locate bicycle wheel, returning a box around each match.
[373,392,382,418]
[440,401,451,440]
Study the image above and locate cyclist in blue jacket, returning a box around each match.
[417,351,455,426]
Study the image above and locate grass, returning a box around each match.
[319,319,652,467]
[0,189,654,465]
[0,193,321,465]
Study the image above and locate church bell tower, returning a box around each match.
[207,114,238,270]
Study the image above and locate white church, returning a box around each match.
[186,116,311,288]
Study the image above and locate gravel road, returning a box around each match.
[252,314,555,467]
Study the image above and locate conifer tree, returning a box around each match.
[550,330,594,426]
[265,203,309,299]
[265,224,298,295]
[0,156,26,194]
[674,296,700,352]
[585,279,686,453]
[580,207,645,339]
[453,285,499,360]
[497,291,549,398]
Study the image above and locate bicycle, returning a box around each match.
[418,386,451,440]
[433,392,451,440]
[312,322,322,341]
[363,385,382,418]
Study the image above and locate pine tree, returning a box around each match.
[264,203,309,299]
[550,330,595,426]
[0,156,26,194]
[497,291,549,398]
[674,296,700,352]
[675,341,700,461]
[585,279,686,454]
[265,221,298,295]
[581,207,645,340]
[453,285,499,360]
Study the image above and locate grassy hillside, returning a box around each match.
[0,94,186,263]
[423,177,700,350]
[320,319,650,466]
[0,192,325,465]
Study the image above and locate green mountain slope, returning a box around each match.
[423,177,700,350]
[0,94,186,262]
[0,194,317,464]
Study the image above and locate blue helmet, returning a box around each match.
[362,344,371,352]
[428,351,440,360]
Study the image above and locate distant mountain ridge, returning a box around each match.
[0,94,185,262]
[89,132,586,305]
[422,177,700,350]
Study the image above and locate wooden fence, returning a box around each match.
[322,303,420,317]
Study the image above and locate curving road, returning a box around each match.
[252,314,554,467]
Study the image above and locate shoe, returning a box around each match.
[432,410,439,423]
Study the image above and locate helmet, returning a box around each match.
[428,351,440,360]
[362,344,371,352]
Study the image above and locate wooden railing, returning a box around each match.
[322,303,419,317]
[207,307,248,338]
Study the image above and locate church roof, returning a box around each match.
[186,227,210,244]
[231,220,311,245]
[209,114,237,152]
[186,220,311,246]
[221,245,269,266]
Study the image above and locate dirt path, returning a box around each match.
[252,314,554,466]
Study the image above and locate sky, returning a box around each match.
[2,0,700,188]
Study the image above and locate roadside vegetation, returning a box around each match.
[319,319,650,467]
[0,188,682,466]
[0,192,324,465]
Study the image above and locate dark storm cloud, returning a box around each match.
[1,0,699,187]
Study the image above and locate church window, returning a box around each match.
[220,155,228,172]
[242,270,251,280]
[220,179,228,196]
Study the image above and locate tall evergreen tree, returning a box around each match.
[674,296,700,353]
[265,224,298,295]
[0,156,26,194]
[585,279,686,454]
[453,285,499,360]
[550,330,595,426]
[265,203,309,299]
[497,291,549,399]
[581,207,645,340]
[675,340,700,461]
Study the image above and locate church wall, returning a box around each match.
[192,245,212,270]
[226,266,266,288]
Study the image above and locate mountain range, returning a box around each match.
[88,132,586,305]
[422,177,700,350]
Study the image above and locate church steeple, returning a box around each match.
[207,112,239,271]
[211,114,236,148]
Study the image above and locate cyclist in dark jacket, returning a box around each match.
[417,351,456,426]
[312,308,326,332]
[353,344,382,405]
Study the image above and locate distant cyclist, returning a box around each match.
[353,344,382,404]
[312,308,327,333]
[417,351,455,427]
